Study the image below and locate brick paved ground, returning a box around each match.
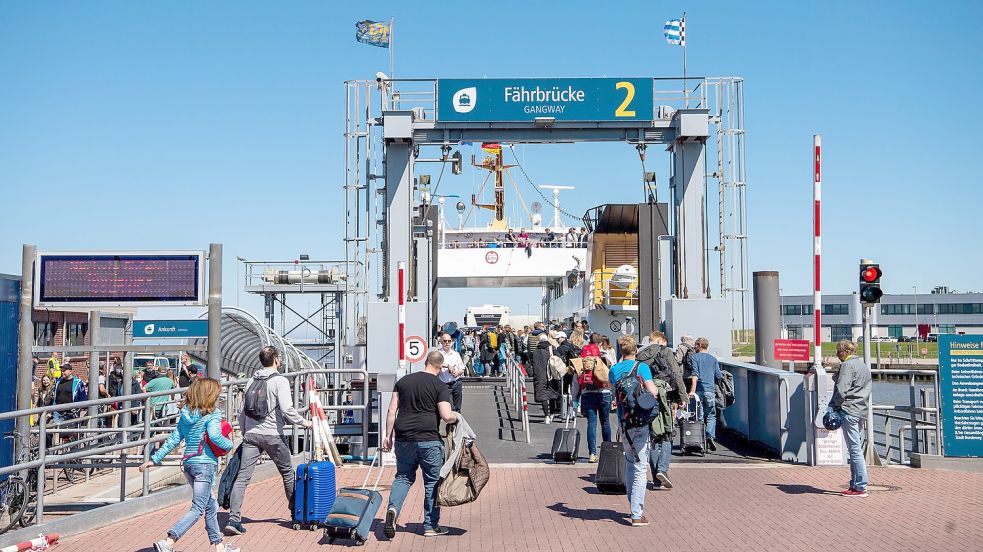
[54,464,983,551]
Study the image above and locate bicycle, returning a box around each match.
[0,431,33,534]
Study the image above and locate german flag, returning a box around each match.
[481,142,502,154]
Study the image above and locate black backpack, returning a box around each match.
[243,373,279,420]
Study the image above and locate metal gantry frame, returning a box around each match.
[343,77,749,336]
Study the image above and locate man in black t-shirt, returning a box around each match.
[382,351,459,539]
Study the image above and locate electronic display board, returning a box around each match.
[34,251,205,307]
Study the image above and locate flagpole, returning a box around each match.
[389,17,395,81]
[682,12,688,108]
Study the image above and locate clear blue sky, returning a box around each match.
[1,1,981,328]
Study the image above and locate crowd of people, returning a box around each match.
[443,226,589,249]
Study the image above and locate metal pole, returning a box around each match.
[35,415,46,525]
[16,245,36,463]
[752,271,782,368]
[681,12,687,109]
[207,243,223,379]
[142,400,152,496]
[812,135,822,367]
[88,311,101,424]
[863,305,872,367]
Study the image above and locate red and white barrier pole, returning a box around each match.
[0,533,59,552]
[813,134,822,367]
[397,261,406,372]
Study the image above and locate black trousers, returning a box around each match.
[448,379,463,412]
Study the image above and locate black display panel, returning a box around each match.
[37,254,202,305]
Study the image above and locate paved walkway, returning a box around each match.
[54,463,982,551]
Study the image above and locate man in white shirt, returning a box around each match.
[435,332,466,412]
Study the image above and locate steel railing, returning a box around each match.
[0,367,371,528]
[869,369,941,464]
[503,351,530,443]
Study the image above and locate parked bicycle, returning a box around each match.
[0,431,36,534]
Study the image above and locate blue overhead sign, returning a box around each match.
[134,320,208,339]
[437,78,654,122]
[939,335,983,457]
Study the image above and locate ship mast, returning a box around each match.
[471,148,515,230]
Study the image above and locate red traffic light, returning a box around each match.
[861,265,881,283]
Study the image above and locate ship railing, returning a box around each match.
[440,238,587,250]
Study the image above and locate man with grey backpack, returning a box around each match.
[224,346,312,536]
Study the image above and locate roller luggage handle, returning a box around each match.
[360,450,385,491]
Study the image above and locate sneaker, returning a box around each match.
[707,439,717,452]
[655,472,673,489]
[630,516,650,527]
[224,547,241,552]
[588,454,598,463]
[544,415,552,425]
[841,488,868,497]
[424,526,450,537]
[383,506,398,539]
[223,521,246,536]
[153,540,174,552]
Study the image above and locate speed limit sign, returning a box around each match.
[404,335,427,363]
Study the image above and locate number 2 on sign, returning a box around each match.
[615,81,636,117]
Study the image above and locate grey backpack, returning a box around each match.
[243,373,279,420]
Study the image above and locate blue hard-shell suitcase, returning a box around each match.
[323,456,384,546]
[292,460,337,530]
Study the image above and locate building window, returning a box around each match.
[823,304,849,316]
[881,304,914,315]
[965,303,983,314]
[34,322,56,347]
[917,303,933,315]
[888,325,903,339]
[782,305,802,316]
[66,323,87,346]
[830,325,852,342]
[802,304,814,315]
[938,324,956,334]
[787,325,802,339]
[936,304,960,315]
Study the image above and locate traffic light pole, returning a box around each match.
[863,304,872,367]
[861,303,882,466]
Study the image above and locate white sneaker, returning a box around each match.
[544,415,552,425]
[153,541,174,552]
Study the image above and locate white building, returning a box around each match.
[779,290,983,342]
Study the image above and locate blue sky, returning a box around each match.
[1,1,981,329]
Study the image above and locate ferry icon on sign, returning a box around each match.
[453,87,476,113]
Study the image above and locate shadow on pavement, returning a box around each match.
[547,502,627,524]
[766,484,840,495]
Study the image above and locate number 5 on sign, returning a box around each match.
[615,81,636,117]
[404,335,427,363]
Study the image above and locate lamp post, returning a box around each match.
[236,256,246,307]
[913,285,918,357]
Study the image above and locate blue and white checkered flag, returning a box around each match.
[664,18,685,46]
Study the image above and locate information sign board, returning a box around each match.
[134,320,209,339]
[35,251,205,307]
[437,78,654,122]
[939,335,983,457]
[774,339,811,362]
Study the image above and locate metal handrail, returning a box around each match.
[2,367,372,529]
[867,368,942,464]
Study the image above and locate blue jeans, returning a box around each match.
[700,391,717,440]
[839,410,868,492]
[649,435,672,481]
[168,463,222,545]
[581,392,612,455]
[622,425,651,519]
[388,440,444,531]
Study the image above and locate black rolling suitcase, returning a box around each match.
[679,396,707,456]
[551,395,580,464]
[594,440,626,494]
